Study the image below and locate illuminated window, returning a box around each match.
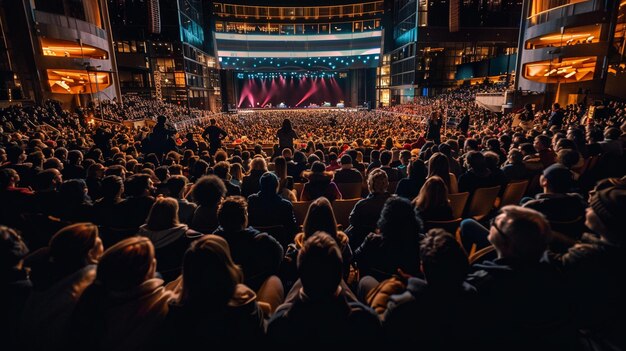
[41,38,107,59]
[46,69,111,94]
[523,56,596,83]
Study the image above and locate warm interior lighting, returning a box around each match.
[46,69,111,94]
[526,25,600,49]
[524,56,596,83]
[40,38,108,59]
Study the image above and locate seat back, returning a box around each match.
[466,186,501,221]
[336,182,363,199]
[448,192,470,219]
[332,199,360,228]
[499,180,529,207]
[469,245,496,265]
[294,182,305,200]
[292,201,313,226]
[423,218,463,234]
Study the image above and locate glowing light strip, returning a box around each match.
[218,48,380,58]
[215,30,382,42]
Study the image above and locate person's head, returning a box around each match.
[519,143,536,156]
[557,149,580,170]
[297,232,343,300]
[604,127,620,141]
[59,179,89,204]
[0,168,20,190]
[96,237,156,292]
[124,174,154,197]
[533,135,551,151]
[259,171,279,195]
[420,229,468,287]
[229,163,243,182]
[101,175,124,200]
[303,197,338,239]
[380,150,392,166]
[179,235,242,307]
[49,223,103,271]
[274,156,288,179]
[587,185,626,245]
[400,150,412,165]
[157,115,167,124]
[281,119,292,131]
[215,150,228,163]
[407,159,427,180]
[67,150,83,165]
[310,161,326,174]
[414,176,450,212]
[282,148,293,159]
[339,154,353,169]
[250,157,268,172]
[540,164,573,193]
[367,168,389,194]
[145,197,180,231]
[552,103,560,111]
[44,157,64,171]
[213,161,231,180]
[166,175,189,199]
[191,175,226,207]
[427,152,450,184]
[488,206,549,261]
[378,197,423,240]
[0,226,29,270]
[217,196,248,232]
[507,149,523,164]
[465,151,488,174]
[371,149,380,161]
[210,118,216,125]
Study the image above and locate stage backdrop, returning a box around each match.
[236,75,348,108]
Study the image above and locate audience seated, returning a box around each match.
[152,235,265,348]
[71,237,173,350]
[346,169,393,248]
[247,172,298,240]
[413,176,454,222]
[267,232,382,344]
[189,175,225,233]
[333,154,363,184]
[301,161,342,201]
[395,159,427,200]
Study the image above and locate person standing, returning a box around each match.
[458,110,470,136]
[202,119,228,155]
[426,111,443,145]
[277,119,298,152]
[548,103,565,129]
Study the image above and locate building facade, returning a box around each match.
[516,0,626,105]
[384,0,521,104]
[109,0,221,112]
[0,0,120,107]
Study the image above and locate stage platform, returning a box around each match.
[231,107,363,113]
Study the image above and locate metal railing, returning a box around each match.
[33,10,107,40]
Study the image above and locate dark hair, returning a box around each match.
[378,197,423,240]
[380,150,392,166]
[217,196,247,231]
[281,119,293,131]
[124,174,151,197]
[297,232,343,299]
[428,153,451,188]
[60,179,89,204]
[96,237,154,292]
[408,159,427,180]
[191,175,226,207]
[303,197,338,239]
[180,235,242,308]
[49,223,100,271]
[167,175,188,198]
[213,161,230,179]
[420,229,468,287]
[101,175,123,200]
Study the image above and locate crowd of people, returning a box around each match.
[1,84,626,349]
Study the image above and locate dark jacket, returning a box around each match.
[138,224,203,282]
[152,284,265,349]
[1,268,32,350]
[301,173,341,201]
[345,193,392,248]
[418,205,454,222]
[466,255,575,349]
[190,204,219,234]
[380,166,402,182]
[333,168,363,184]
[213,226,284,291]
[267,289,382,345]
[550,234,626,348]
[241,170,265,197]
[395,177,425,201]
[116,196,155,229]
[384,278,476,346]
[502,163,528,182]
[247,192,298,240]
[353,233,421,281]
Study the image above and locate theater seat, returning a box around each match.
[292,201,312,226]
[448,192,470,219]
[332,198,360,228]
[466,186,501,221]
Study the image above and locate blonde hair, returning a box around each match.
[413,176,450,211]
